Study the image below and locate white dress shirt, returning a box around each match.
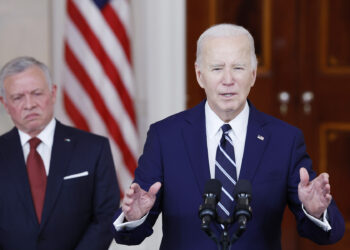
[19,118,56,176]
[205,101,249,179]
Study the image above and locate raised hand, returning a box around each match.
[122,182,162,221]
[298,167,332,218]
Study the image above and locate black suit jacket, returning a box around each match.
[0,121,120,250]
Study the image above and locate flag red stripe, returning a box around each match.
[67,0,136,126]
[65,44,137,174]
[102,4,132,64]
[63,90,90,132]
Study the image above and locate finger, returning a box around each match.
[313,173,330,191]
[123,196,135,206]
[130,183,141,193]
[124,190,138,201]
[148,182,162,196]
[322,183,331,196]
[321,173,330,186]
[125,187,136,197]
[325,194,332,203]
[317,173,329,183]
[122,204,131,213]
[299,167,309,187]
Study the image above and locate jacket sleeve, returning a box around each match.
[287,129,345,244]
[112,124,163,245]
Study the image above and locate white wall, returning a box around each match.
[0,0,186,249]
[0,0,50,134]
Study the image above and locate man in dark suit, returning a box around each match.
[112,24,345,249]
[0,56,120,250]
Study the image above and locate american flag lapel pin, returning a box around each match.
[257,135,264,141]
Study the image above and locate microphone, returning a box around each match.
[233,179,252,230]
[198,179,222,230]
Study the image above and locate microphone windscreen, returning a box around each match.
[234,179,252,197]
[204,179,222,200]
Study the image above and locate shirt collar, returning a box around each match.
[205,101,250,141]
[19,118,56,147]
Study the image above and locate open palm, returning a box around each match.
[122,182,162,221]
[298,167,332,218]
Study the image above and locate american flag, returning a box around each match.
[62,0,137,191]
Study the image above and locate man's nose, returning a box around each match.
[24,95,36,109]
[223,68,234,85]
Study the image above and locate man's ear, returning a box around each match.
[195,63,204,89]
[51,84,58,103]
[250,69,257,87]
[0,96,5,107]
[0,96,9,112]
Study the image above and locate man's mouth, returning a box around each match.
[220,93,235,98]
[24,113,40,120]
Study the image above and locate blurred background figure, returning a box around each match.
[0,56,120,249]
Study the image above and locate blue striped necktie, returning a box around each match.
[215,124,237,219]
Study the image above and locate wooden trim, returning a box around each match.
[320,0,350,74]
[209,0,217,25]
[319,122,350,172]
[258,0,272,74]
[319,122,350,229]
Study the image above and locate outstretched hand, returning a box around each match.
[122,182,162,221]
[298,167,332,218]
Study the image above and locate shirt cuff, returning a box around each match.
[113,212,149,231]
[302,204,332,231]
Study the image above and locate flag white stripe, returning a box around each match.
[110,0,132,37]
[110,141,133,192]
[63,66,108,134]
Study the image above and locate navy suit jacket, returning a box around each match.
[113,100,344,250]
[0,121,120,250]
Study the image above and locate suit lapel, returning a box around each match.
[239,103,270,182]
[40,121,75,229]
[3,128,38,224]
[182,101,211,196]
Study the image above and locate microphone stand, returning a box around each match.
[199,179,252,250]
[220,224,230,250]
[200,210,251,250]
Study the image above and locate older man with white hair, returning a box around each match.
[112,24,344,250]
[0,56,120,250]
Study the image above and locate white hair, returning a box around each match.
[0,56,53,99]
[196,23,258,70]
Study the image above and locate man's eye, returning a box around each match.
[12,96,22,101]
[212,68,222,71]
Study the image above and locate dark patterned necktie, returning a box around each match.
[27,137,47,223]
[215,124,237,219]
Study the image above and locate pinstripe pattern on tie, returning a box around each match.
[215,124,237,219]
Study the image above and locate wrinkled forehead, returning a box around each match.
[203,34,250,49]
[202,36,252,61]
